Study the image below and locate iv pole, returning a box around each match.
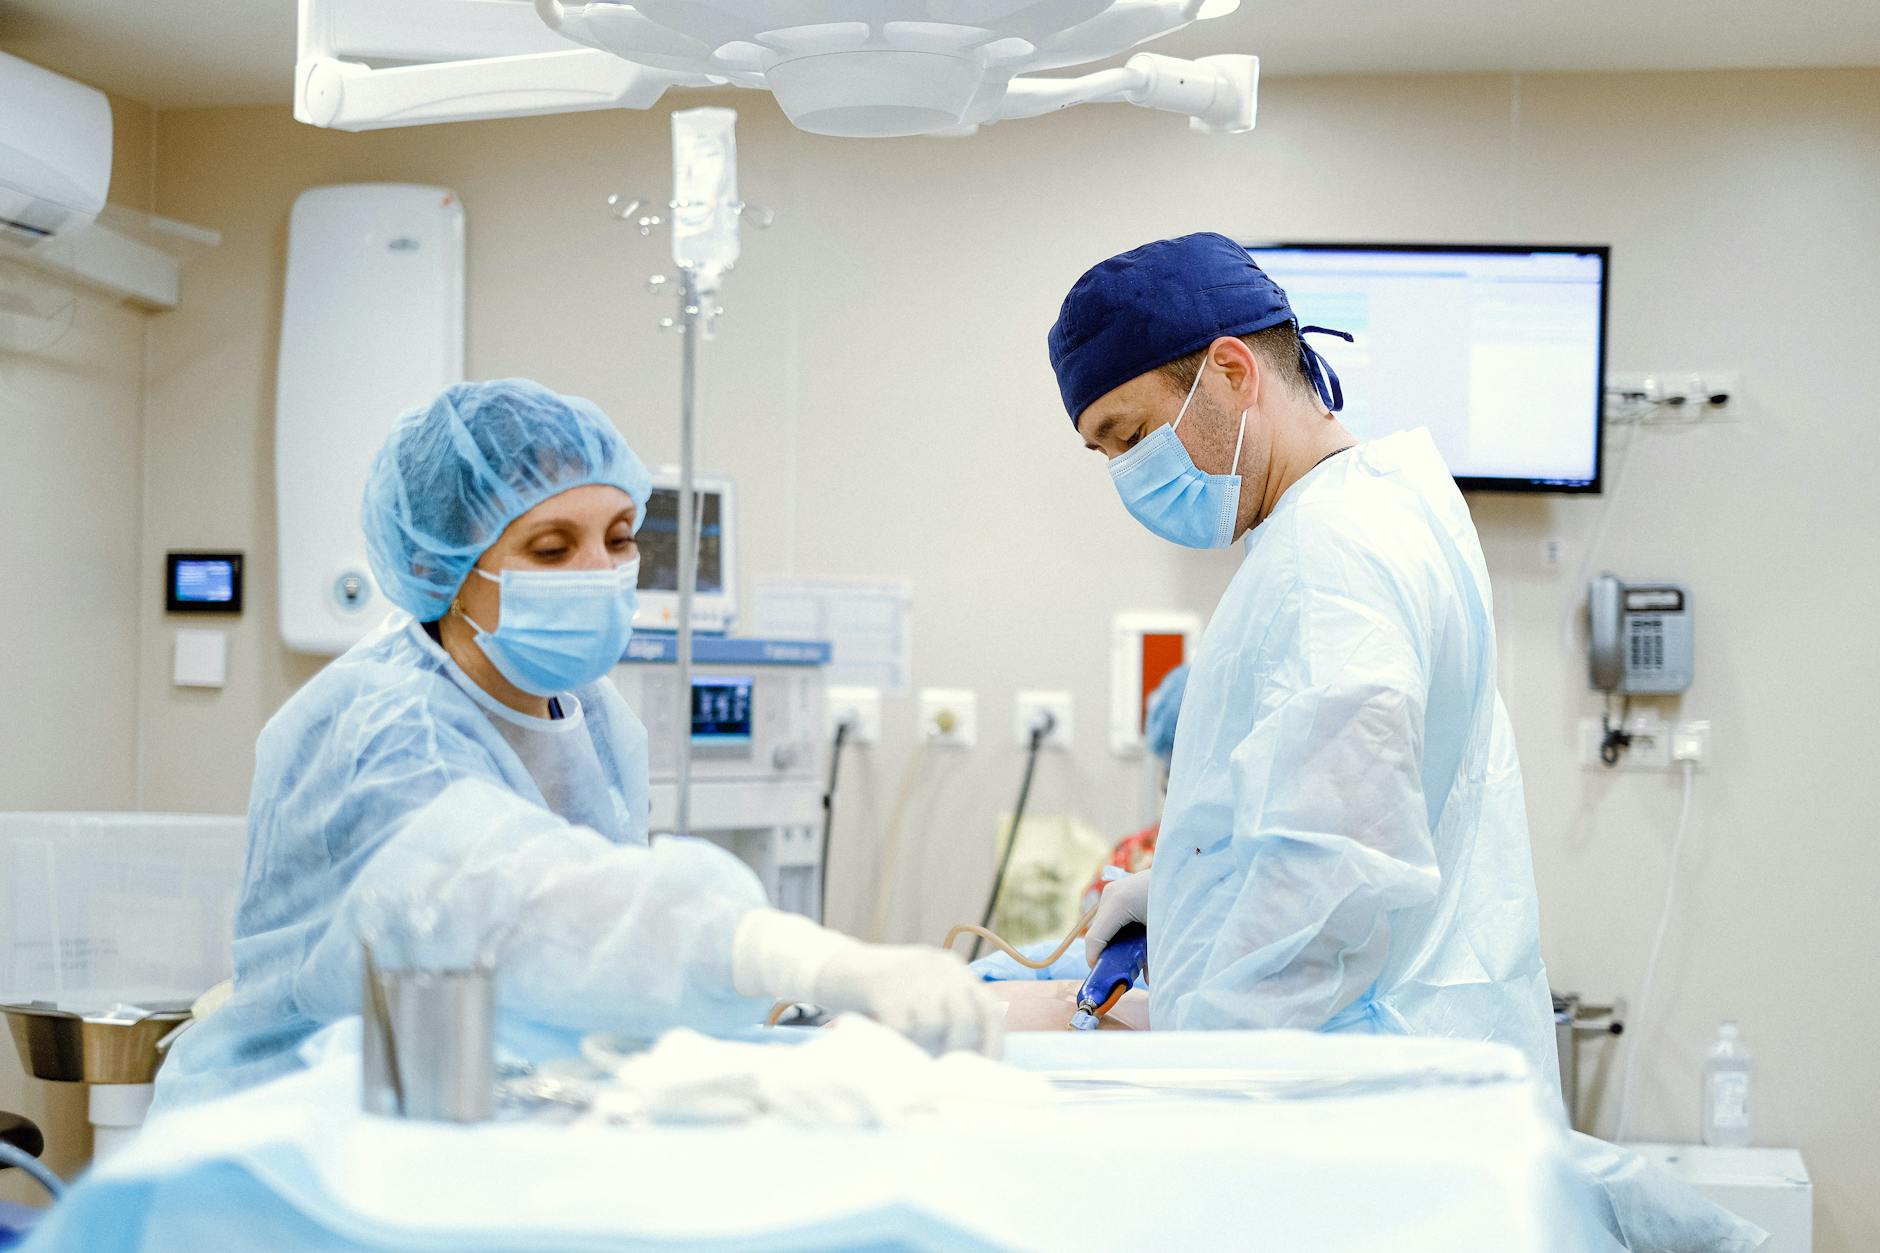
[613,107,763,840]
[673,265,700,837]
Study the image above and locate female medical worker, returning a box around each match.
[155,380,997,1110]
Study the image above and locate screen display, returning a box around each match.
[166,552,243,613]
[638,489,724,594]
[1242,244,1608,491]
[692,676,754,742]
[175,560,235,602]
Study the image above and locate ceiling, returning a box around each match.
[3,0,1879,110]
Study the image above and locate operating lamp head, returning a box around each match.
[527,0,1251,138]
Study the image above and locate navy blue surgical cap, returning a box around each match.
[1047,231,1352,423]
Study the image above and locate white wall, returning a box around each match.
[7,66,1874,1245]
[0,88,155,1203]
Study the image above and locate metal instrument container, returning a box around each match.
[361,958,494,1124]
[1553,991,1624,1130]
[1,1001,193,1084]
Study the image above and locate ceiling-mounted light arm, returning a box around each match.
[996,53,1257,133]
[295,49,701,131]
[294,0,712,131]
[998,66,1139,117]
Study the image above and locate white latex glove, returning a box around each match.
[732,910,1002,1057]
[812,945,1003,1057]
[1084,869,1151,968]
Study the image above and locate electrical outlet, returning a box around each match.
[1671,720,1711,766]
[827,686,882,745]
[1580,714,1671,772]
[919,688,977,747]
[1607,370,1743,423]
[1013,691,1073,749]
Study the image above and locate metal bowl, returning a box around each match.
[2,1001,193,1084]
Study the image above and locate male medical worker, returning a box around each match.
[1058,232,1557,1068]
[1051,234,1763,1253]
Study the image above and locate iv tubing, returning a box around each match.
[946,901,1099,970]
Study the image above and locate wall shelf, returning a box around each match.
[0,202,220,314]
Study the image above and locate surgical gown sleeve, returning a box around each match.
[295,718,768,1038]
[1166,581,1442,1031]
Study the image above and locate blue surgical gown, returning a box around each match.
[154,617,770,1111]
[1150,429,1557,1086]
[1151,432,1764,1252]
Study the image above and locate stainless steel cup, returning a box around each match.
[361,954,494,1123]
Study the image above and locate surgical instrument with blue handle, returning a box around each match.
[1070,922,1146,1031]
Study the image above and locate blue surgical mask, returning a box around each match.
[1108,358,1247,549]
[460,557,640,697]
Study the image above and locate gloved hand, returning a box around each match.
[732,910,1002,1056]
[1084,869,1150,968]
[812,944,1002,1056]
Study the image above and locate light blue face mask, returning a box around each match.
[1108,358,1248,549]
[461,557,640,697]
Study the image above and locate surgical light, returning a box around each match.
[295,0,1256,138]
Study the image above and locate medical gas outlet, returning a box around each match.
[920,689,977,747]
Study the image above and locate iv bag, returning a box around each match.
[671,108,740,282]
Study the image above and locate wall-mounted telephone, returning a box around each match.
[1588,574,1694,695]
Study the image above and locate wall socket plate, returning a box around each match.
[1579,715,1712,771]
[827,686,882,745]
[1670,720,1711,766]
[1013,690,1073,749]
[1580,714,1670,772]
[1607,370,1743,422]
[919,688,977,747]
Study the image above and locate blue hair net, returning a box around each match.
[362,379,653,621]
[1144,664,1189,765]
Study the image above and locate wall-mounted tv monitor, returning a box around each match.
[1241,242,1610,493]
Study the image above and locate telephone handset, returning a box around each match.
[1587,574,1693,695]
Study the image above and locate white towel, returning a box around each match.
[582,1014,1053,1128]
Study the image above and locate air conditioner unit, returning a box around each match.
[0,51,112,244]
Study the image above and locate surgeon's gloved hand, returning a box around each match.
[1085,869,1151,968]
[732,910,1002,1057]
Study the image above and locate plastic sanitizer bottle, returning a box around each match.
[1702,1021,1754,1147]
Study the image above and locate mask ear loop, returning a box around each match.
[1170,356,1209,432]
[1174,355,1248,477]
[456,565,503,634]
[453,598,491,635]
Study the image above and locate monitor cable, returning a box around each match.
[817,718,853,926]
[967,711,1054,961]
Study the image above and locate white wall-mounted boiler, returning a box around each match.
[275,184,464,654]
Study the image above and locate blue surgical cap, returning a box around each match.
[1145,664,1189,766]
[362,379,653,621]
[1047,231,1352,423]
